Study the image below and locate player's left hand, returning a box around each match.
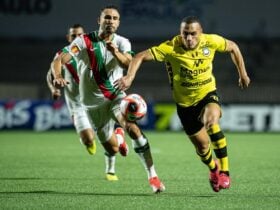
[239,75,250,89]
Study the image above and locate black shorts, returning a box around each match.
[176,91,221,136]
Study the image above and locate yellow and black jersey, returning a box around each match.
[150,33,227,107]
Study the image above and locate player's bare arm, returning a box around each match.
[106,41,132,68]
[115,49,153,91]
[226,39,251,89]
[46,69,61,100]
[51,52,72,88]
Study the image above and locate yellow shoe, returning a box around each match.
[106,173,119,181]
[86,141,96,155]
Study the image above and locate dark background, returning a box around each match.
[0,0,279,104]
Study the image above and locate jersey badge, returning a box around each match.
[70,45,80,55]
[202,47,210,56]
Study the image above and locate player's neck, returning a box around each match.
[98,32,114,42]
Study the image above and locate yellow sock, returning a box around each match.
[208,124,229,172]
[197,146,216,170]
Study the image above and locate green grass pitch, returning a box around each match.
[0,131,280,209]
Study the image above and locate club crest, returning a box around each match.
[202,47,210,56]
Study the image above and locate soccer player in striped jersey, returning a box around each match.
[47,24,127,181]
[51,5,165,193]
[116,16,250,192]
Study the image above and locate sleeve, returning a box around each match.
[118,37,131,53]
[149,40,173,62]
[68,36,86,57]
[210,34,227,52]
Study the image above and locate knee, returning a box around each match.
[106,149,118,156]
[103,143,119,156]
[205,120,215,131]
[203,105,221,130]
[109,147,119,155]
[190,130,210,154]
[204,114,219,130]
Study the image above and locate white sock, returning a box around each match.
[132,135,147,147]
[148,165,157,179]
[105,154,116,174]
[115,133,124,146]
[132,135,157,179]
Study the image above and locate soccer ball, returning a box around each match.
[120,94,147,122]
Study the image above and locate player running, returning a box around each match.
[46,24,128,181]
[51,5,165,193]
[116,16,250,192]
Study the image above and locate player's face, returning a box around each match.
[68,27,84,43]
[180,22,202,49]
[98,8,120,35]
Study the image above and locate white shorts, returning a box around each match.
[86,99,122,143]
[72,107,92,133]
[64,93,92,133]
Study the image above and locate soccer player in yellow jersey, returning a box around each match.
[116,16,250,192]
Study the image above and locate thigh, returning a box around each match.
[73,106,92,133]
[110,97,122,122]
[201,103,221,127]
[87,102,115,143]
[97,119,115,143]
[198,91,222,126]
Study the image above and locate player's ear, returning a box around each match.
[66,34,71,42]
[97,17,100,25]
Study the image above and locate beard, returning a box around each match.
[105,25,116,34]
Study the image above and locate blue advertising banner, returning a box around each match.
[0,100,155,131]
[0,100,72,131]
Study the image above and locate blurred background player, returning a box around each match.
[51,5,165,193]
[46,23,127,181]
[116,16,250,192]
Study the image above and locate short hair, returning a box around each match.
[70,24,84,29]
[181,16,201,26]
[68,24,84,34]
[100,4,119,13]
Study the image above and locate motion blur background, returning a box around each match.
[1,0,279,131]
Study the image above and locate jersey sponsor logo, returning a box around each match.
[70,45,80,54]
[180,77,212,88]
[180,66,210,79]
